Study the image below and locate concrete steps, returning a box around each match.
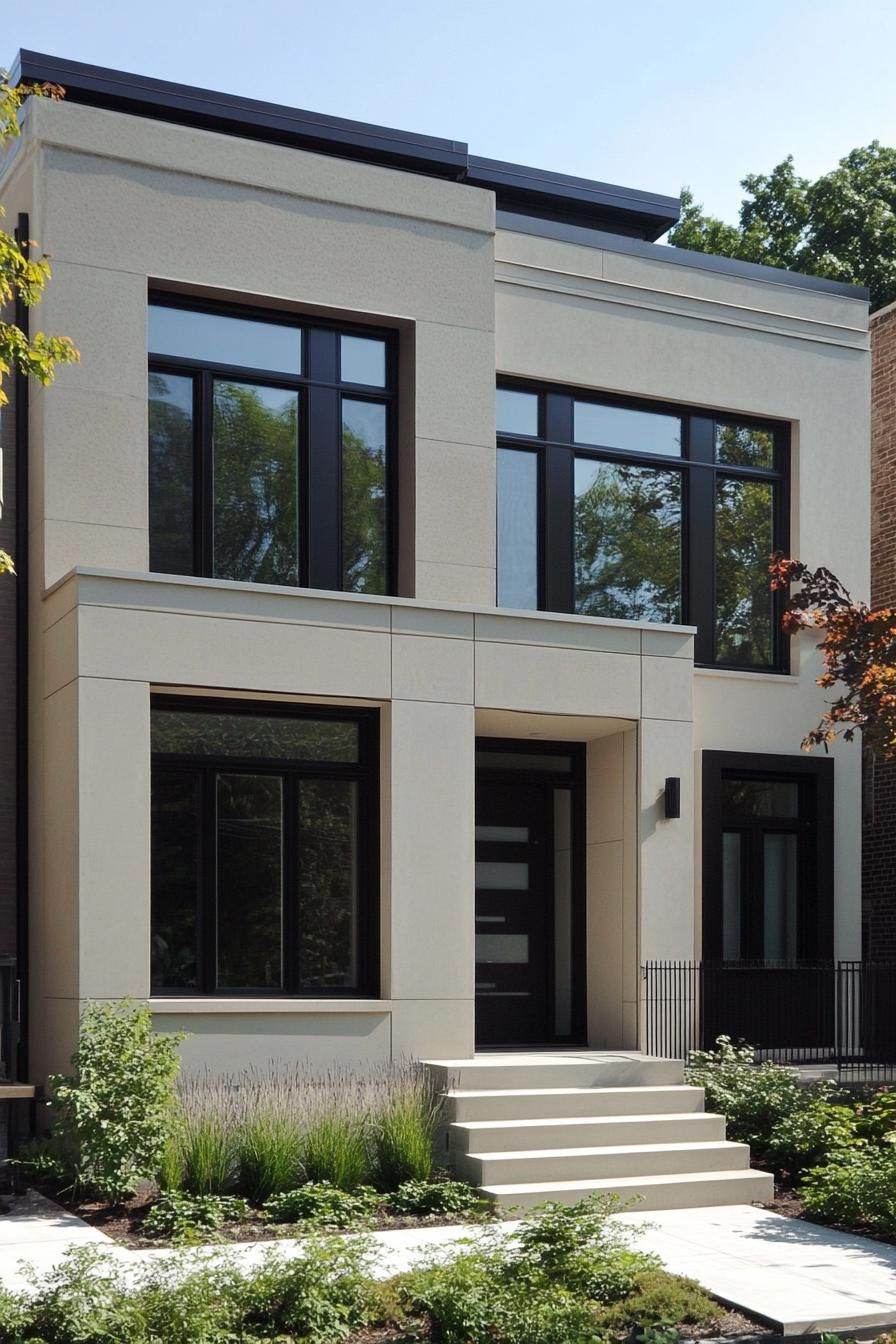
[450,1111,726,1153]
[425,1051,774,1213]
[480,1168,774,1211]
[447,1085,707,1123]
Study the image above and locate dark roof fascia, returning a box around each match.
[497,210,871,302]
[11,50,679,238]
[11,50,468,177]
[468,156,679,241]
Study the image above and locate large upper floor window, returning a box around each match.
[496,382,789,670]
[150,698,379,996]
[148,297,396,595]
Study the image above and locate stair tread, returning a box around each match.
[468,1139,746,1161]
[481,1169,771,1195]
[452,1112,719,1131]
[446,1085,701,1099]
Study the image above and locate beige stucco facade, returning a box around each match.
[0,93,870,1081]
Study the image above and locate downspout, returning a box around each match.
[13,214,29,1081]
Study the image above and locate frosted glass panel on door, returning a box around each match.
[553,788,573,1036]
[475,861,528,890]
[763,833,798,960]
[475,825,529,843]
[476,934,529,963]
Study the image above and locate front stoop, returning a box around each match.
[423,1052,773,1212]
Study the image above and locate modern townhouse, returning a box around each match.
[0,55,871,1205]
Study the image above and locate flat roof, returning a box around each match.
[7,51,871,299]
[11,49,680,242]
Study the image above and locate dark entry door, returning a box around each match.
[475,779,553,1047]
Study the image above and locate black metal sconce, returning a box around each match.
[664,777,680,819]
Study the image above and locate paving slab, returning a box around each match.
[617,1205,896,1335]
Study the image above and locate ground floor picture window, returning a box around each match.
[701,751,834,963]
[150,699,378,995]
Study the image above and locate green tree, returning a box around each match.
[0,72,80,572]
[669,142,896,310]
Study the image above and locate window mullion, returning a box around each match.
[307,329,341,590]
[199,371,214,577]
[543,393,574,613]
[201,767,217,994]
[283,772,300,994]
[688,416,715,663]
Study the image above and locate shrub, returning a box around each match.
[685,1034,816,1150]
[599,1267,720,1331]
[46,1000,185,1202]
[401,1250,598,1344]
[854,1087,896,1144]
[262,1181,379,1228]
[389,1177,486,1218]
[0,1238,380,1344]
[141,1191,251,1243]
[512,1196,658,1303]
[401,1195,663,1344]
[302,1110,370,1190]
[766,1098,860,1175]
[370,1071,440,1188]
[802,1147,896,1234]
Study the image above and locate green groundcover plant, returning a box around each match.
[142,1192,252,1243]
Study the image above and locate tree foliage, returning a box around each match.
[0,72,80,572]
[669,142,896,310]
[770,554,896,757]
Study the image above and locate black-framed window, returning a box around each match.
[148,295,397,595]
[150,698,379,997]
[702,751,834,962]
[496,382,790,670]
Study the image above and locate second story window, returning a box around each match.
[496,382,789,671]
[148,297,396,594]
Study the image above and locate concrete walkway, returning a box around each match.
[2,1192,896,1334]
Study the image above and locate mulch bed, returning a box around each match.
[13,1185,494,1249]
[764,1176,896,1248]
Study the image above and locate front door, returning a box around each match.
[474,742,584,1048]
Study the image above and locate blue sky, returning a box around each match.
[6,0,895,224]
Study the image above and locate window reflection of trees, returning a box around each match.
[575,461,682,623]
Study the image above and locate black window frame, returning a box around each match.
[496,378,791,672]
[701,750,834,962]
[150,695,380,998]
[148,291,399,596]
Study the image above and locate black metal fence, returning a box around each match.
[643,960,896,1083]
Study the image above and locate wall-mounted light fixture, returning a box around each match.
[664,777,681,819]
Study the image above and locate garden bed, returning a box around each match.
[47,1184,496,1249]
[764,1178,896,1248]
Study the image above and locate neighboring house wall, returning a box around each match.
[0,89,872,1081]
[864,301,896,958]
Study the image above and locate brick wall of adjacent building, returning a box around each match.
[0,347,17,961]
[863,300,896,959]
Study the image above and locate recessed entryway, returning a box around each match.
[474,740,585,1048]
